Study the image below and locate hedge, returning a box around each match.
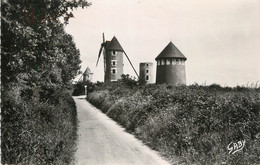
[88,84,260,165]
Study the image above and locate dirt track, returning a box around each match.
[73,96,171,165]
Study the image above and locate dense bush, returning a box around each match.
[88,84,260,165]
[2,87,78,164]
[121,74,138,88]
[1,1,91,163]
[72,80,95,96]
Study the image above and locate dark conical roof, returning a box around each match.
[105,36,124,52]
[83,67,92,75]
[155,42,187,60]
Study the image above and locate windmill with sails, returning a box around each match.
[96,33,139,83]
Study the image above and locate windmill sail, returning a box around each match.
[96,33,106,67]
[96,45,103,66]
[123,51,139,78]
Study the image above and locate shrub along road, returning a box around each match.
[73,96,171,165]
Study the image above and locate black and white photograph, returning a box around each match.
[1,0,260,164]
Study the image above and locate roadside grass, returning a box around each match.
[2,87,78,164]
[87,84,260,165]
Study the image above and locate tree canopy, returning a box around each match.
[1,0,91,164]
[2,0,91,89]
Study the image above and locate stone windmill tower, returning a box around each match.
[139,62,154,85]
[96,33,139,83]
[155,42,187,86]
[83,67,93,82]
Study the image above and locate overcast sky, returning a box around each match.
[65,0,260,87]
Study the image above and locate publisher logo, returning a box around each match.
[227,140,245,154]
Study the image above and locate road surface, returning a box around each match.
[73,96,171,165]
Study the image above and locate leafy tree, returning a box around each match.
[72,80,95,96]
[2,0,89,89]
[1,0,91,164]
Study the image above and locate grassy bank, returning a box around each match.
[2,88,78,164]
[88,84,260,165]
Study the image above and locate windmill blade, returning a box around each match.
[77,70,84,82]
[77,74,83,82]
[103,33,105,43]
[96,33,106,67]
[123,51,139,78]
[96,45,104,66]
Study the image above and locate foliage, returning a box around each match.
[2,0,89,88]
[121,74,138,88]
[88,84,260,165]
[72,80,95,96]
[2,87,78,164]
[1,0,91,164]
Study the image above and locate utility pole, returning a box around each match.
[84,85,87,97]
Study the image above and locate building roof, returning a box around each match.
[155,42,187,60]
[83,67,93,75]
[105,36,124,52]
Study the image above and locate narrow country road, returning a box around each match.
[73,96,171,165]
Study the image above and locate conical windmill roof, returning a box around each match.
[83,67,92,75]
[155,42,187,60]
[106,36,124,52]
